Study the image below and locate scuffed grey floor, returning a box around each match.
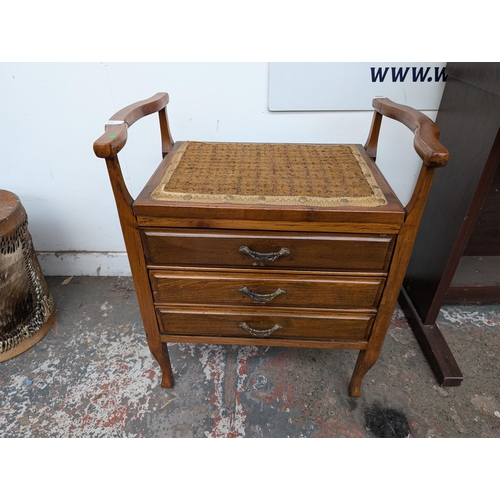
[1,276,499,437]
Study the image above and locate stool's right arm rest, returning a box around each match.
[365,97,449,169]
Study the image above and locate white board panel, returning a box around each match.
[269,62,447,111]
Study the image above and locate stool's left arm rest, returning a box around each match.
[93,92,172,159]
[93,92,174,214]
[93,92,174,242]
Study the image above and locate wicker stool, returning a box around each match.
[94,93,451,397]
[0,190,55,361]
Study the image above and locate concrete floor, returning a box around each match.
[1,276,499,438]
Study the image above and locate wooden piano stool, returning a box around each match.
[93,93,449,397]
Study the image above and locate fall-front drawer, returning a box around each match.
[141,229,395,271]
[150,270,385,309]
[155,306,374,341]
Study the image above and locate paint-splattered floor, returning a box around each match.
[1,276,499,438]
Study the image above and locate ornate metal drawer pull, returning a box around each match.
[238,245,290,263]
[238,286,286,303]
[237,322,283,338]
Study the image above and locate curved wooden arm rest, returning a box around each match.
[372,97,449,168]
[93,92,170,158]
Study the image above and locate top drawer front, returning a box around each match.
[142,229,395,272]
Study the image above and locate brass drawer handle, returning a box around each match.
[237,322,283,338]
[238,245,290,263]
[238,286,286,303]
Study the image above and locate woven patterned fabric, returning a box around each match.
[151,142,387,207]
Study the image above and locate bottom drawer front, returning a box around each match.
[156,307,374,341]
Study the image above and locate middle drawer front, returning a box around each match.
[141,229,395,272]
[150,271,385,310]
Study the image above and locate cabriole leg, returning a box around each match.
[149,341,174,388]
[349,349,379,397]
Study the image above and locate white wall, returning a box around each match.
[1,62,432,276]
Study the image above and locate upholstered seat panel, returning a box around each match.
[151,142,387,208]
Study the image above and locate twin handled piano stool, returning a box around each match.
[94,93,449,397]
